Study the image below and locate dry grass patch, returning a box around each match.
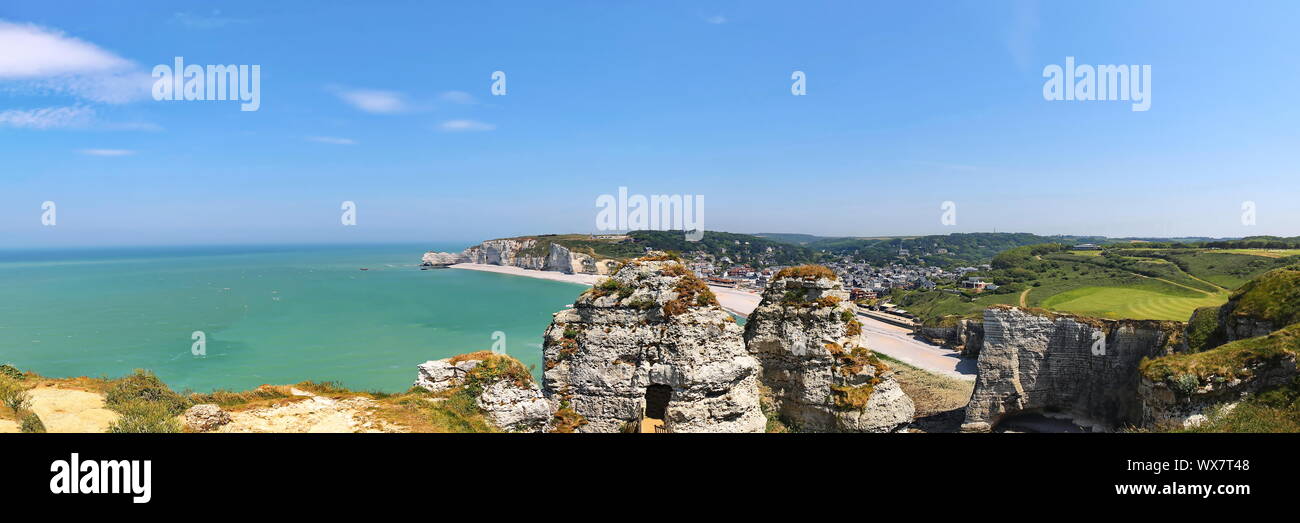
[877,354,974,433]
[775,265,837,281]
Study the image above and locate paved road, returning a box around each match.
[856,314,977,381]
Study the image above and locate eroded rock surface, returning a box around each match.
[962,306,1182,432]
[743,266,914,432]
[1140,323,1300,429]
[541,254,766,433]
[413,352,551,432]
[918,318,985,357]
[183,403,231,432]
[421,251,466,267]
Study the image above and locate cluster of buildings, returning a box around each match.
[680,251,995,303]
[823,258,990,299]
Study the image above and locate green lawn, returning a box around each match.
[1038,286,1229,321]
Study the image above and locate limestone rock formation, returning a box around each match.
[183,404,231,432]
[463,238,619,275]
[962,306,1183,432]
[413,358,482,392]
[917,317,985,357]
[743,266,914,432]
[413,352,552,432]
[541,253,766,433]
[421,251,466,267]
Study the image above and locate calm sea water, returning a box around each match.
[0,244,586,393]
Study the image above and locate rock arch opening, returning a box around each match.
[645,384,671,420]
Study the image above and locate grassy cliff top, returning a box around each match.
[1140,323,1300,383]
[1227,265,1300,326]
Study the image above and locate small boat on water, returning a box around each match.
[359,268,369,271]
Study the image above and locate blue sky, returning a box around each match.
[1,0,1298,247]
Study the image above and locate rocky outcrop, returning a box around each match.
[413,352,551,432]
[1135,267,1300,428]
[463,238,619,275]
[1139,323,1300,429]
[421,251,466,267]
[743,266,914,432]
[413,357,482,392]
[918,317,985,357]
[183,404,231,432]
[962,306,1183,432]
[541,253,766,433]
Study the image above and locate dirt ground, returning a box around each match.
[883,355,975,433]
[215,388,403,433]
[0,382,405,434]
[0,386,119,433]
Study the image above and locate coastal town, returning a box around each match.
[682,249,991,316]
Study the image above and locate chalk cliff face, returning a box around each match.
[918,318,985,357]
[463,239,618,275]
[540,254,766,433]
[421,251,467,267]
[743,267,914,432]
[962,306,1182,432]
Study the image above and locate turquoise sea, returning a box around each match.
[0,244,586,393]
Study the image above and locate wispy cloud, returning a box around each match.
[438,90,476,104]
[334,88,409,114]
[0,20,130,78]
[0,106,94,129]
[439,119,495,132]
[0,20,151,107]
[1003,0,1040,71]
[170,10,251,29]
[79,148,135,156]
[704,15,728,25]
[307,136,358,145]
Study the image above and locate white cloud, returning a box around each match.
[31,70,153,104]
[0,20,130,79]
[79,148,135,156]
[705,15,727,24]
[0,20,150,105]
[0,106,94,129]
[439,119,495,132]
[438,90,476,104]
[335,88,409,114]
[307,136,358,145]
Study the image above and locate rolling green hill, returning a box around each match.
[806,233,1090,267]
[897,244,1300,325]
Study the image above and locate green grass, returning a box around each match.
[1038,286,1229,321]
[1184,306,1225,352]
[1162,251,1298,289]
[1140,323,1300,383]
[104,369,190,433]
[1175,376,1300,433]
[1227,265,1300,327]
